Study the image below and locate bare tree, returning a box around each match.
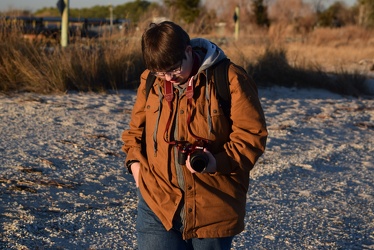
[358,0,374,27]
[268,0,313,23]
[309,0,331,13]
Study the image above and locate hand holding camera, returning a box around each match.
[186,148,216,173]
[177,140,216,173]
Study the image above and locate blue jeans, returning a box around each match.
[136,189,234,250]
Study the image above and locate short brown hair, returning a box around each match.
[141,21,190,72]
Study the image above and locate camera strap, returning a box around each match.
[163,80,175,145]
[186,78,210,144]
[163,77,210,146]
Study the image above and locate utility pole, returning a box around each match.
[58,0,69,47]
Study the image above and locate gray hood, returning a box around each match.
[191,38,227,76]
[190,38,228,135]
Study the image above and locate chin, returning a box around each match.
[171,78,182,85]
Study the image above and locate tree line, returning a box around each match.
[2,0,374,29]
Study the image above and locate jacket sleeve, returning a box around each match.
[121,70,150,170]
[214,64,268,174]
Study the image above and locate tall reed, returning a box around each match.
[0,19,144,93]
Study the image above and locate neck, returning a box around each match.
[174,51,201,89]
[189,51,200,78]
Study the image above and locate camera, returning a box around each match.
[177,141,209,172]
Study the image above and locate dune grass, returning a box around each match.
[0,19,373,96]
[0,21,143,93]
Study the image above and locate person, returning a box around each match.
[121,21,267,250]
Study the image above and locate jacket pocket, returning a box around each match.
[145,103,160,125]
[209,98,231,142]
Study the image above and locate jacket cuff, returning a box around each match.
[214,151,235,174]
[126,160,139,175]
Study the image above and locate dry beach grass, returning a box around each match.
[1,20,374,95]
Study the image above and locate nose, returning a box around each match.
[164,73,174,81]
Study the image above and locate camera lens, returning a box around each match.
[190,151,209,172]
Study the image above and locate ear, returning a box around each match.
[186,45,192,54]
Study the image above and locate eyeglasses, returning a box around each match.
[153,61,183,77]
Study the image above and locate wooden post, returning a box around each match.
[109,4,113,35]
[234,6,240,41]
[61,0,69,47]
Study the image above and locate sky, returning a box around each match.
[0,0,357,12]
[0,0,158,12]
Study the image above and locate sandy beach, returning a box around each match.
[1,86,373,249]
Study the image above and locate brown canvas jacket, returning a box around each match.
[122,61,267,239]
